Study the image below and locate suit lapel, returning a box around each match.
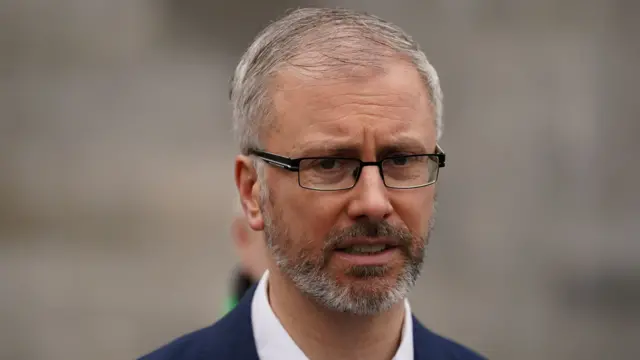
[412,315,444,360]
[225,288,452,360]
[210,284,260,360]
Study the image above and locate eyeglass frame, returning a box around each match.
[248,144,446,191]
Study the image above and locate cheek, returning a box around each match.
[393,188,435,233]
[282,191,343,249]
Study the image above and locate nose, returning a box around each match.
[346,165,393,221]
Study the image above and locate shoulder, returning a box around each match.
[412,316,487,360]
[422,330,486,359]
[138,323,218,360]
[138,286,258,360]
[138,309,253,360]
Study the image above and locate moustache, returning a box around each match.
[324,220,414,251]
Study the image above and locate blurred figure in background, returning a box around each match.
[225,198,268,313]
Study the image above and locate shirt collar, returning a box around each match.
[251,270,414,360]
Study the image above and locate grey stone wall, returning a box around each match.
[1,1,638,359]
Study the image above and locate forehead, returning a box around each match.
[267,61,435,154]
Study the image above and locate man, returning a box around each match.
[224,199,268,313]
[141,7,485,360]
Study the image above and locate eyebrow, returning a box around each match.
[292,136,430,158]
[292,140,360,157]
[378,136,429,155]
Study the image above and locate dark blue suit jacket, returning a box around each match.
[140,285,485,360]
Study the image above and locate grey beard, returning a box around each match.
[262,206,434,316]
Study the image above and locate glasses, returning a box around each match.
[248,145,445,191]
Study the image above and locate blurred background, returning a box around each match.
[1,0,639,359]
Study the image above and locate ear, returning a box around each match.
[235,154,264,231]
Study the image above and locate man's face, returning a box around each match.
[258,61,437,315]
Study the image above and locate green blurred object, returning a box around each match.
[222,295,239,315]
[222,268,255,315]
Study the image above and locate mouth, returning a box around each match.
[333,242,400,266]
[336,244,396,255]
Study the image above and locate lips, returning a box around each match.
[334,237,400,255]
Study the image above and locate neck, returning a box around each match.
[267,266,407,360]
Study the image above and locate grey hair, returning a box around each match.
[230,7,443,155]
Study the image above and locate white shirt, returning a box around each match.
[251,270,414,360]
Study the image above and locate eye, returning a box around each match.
[391,157,409,166]
[318,158,340,170]
[299,158,355,173]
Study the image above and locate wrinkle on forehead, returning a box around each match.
[264,60,434,154]
[276,64,427,112]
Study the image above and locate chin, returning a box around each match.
[278,250,418,315]
[288,263,410,315]
[328,281,407,316]
[331,265,407,295]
